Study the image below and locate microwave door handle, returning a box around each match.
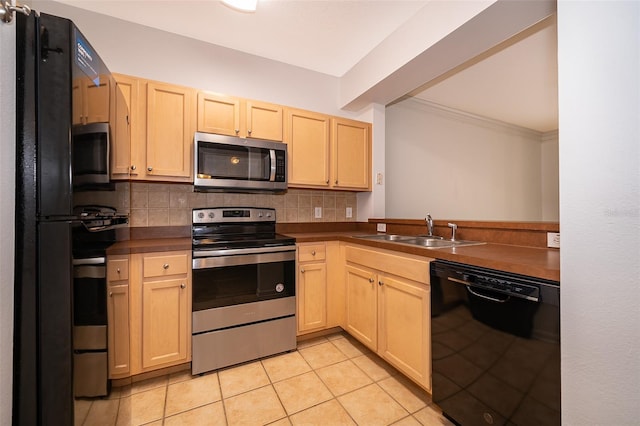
[269,149,276,181]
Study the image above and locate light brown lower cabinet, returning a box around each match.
[344,244,432,391]
[107,256,130,379]
[108,250,192,378]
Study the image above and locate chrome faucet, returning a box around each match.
[448,223,458,241]
[426,214,434,237]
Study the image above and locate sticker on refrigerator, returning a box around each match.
[74,29,100,86]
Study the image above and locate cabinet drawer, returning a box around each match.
[298,243,326,262]
[143,253,189,278]
[345,245,431,284]
[107,258,129,281]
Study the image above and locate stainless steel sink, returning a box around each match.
[353,234,485,249]
[354,234,416,242]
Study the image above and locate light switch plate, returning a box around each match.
[314,207,322,219]
[547,232,560,248]
[377,223,387,232]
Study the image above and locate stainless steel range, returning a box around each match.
[191,207,297,375]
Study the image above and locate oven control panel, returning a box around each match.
[192,207,276,224]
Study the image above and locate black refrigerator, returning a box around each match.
[14,11,127,426]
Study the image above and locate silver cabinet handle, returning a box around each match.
[248,129,252,135]
[131,165,136,171]
[368,278,374,283]
[378,281,384,286]
[311,250,316,256]
[147,166,153,172]
[180,283,186,289]
[116,268,120,274]
[109,291,113,297]
[235,129,239,134]
[163,263,169,269]
[326,180,329,184]
[335,180,338,185]
[301,268,305,273]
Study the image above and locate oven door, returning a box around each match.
[192,246,296,311]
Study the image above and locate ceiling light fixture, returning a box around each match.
[221,0,257,13]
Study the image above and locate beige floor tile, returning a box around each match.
[273,371,333,415]
[338,383,408,425]
[413,406,454,426]
[168,369,194,385]
[352,353,398,381]
[224,385,287,426]
[315,359,372,396]
[115,395,130,426]
[378,375,429,413]
[262,351,312,383]
[290,399,355,426]
[331,336,369,358]
[219,361,271,398]
[128,386,166,425]
[130,375,168,395]
[392,415,422,426]
[82,398,119,426]
[164,401,226,426]
[296,336,329,349]
[267,417,292,426]
[299,341,348,369]
[165,372,222,416]
[74,399,92,426]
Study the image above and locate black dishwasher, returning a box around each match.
[430,260,560,426]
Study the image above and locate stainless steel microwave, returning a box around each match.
[193,132,287,192]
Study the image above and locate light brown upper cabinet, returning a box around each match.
[73,75,110,125]
[110,74,135,179]
[284,110,372,191]
[111,74,195,182]
[197,92,283,141]
[332,117,372,191]
[283,108,331,188]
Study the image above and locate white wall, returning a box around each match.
[541,131,559,221]
[558,1,640,424]
[385,98,551,221]
[0,12,16,426]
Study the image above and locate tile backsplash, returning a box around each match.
[126,183,358,227]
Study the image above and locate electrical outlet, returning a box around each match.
[314,207,322,219]
[376,173,384,185]
[547,232,560,248]
[346,207,353,218]
[377,223,387,232]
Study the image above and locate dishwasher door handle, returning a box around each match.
[447,276,511,303]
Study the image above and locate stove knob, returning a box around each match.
[266,212,272,218]
[208,212,215,219]
[198,212,205,219]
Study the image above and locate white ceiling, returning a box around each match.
[55,0,558,132]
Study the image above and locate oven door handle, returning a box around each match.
[193,249,295,270]
[193,245,295,258]
[269,149,276,181]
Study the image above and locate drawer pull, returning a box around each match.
[109,291,113,297]
[116,268,121,274]
[368,278,374,283]
[378,280,384,286]
[301,268,305,273]
[180,283,186,289]
[163,263,170,270]
[311,250,316,256]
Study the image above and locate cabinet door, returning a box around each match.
[84,77,111,124]
[141,278,189,369]
[378,274,431,390]
[197,92,241,136]
[345,264,377,350]
[107,284,130,378]
[297,262,327,333]
[111,74,137,178]
[146,82,195,180]
[246,100,283,141]
[332,117,371,190]
[284,108,331,188]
